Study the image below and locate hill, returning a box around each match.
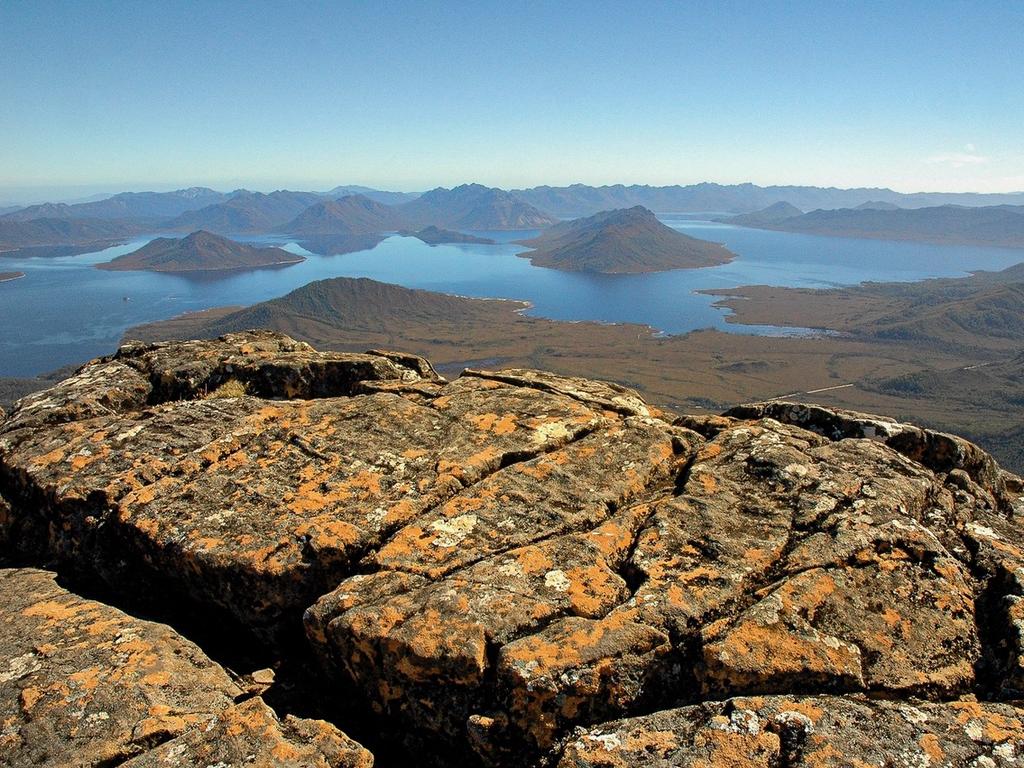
[167,190,323,233]
[855,200,901,210]
[0,216,145,249]
[96,230,304,273]
[321,185,420,205]
[727,203,1024,248]
[131,277,520,341]
[511,182,1024,217]
[704,261,1024,353]
[283,194,406,235]
[722,200,803,226]
[397,183,557,230]
[1,187,227,221]
[407,226,496,245]
[516,205,734,273]
[863,353,1024,471]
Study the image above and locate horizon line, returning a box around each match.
[3,178,1024,206]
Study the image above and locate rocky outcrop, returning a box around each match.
[0,568,370,767]
[558,695,1024,767]
[1,331,1023,767]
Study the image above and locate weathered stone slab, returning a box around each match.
[557,695,1024,768]
[0,567,370,767]
[2,335,1023,767]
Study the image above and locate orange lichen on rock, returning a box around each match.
[3,334,1024,767]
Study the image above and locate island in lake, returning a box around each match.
[97,230,305,273]
[0,271,25,283]
[516,205,735,273]
[405,226,496,245]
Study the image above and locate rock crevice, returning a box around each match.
[2,332,1023,767]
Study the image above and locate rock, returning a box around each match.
[2,332,1023,766]
[0,567,370,767]
[725,401,1010,505]
[1,331,438,439]
[120,697,373,768]
[460,368,656,419]
[556,695,1024,768]
[5,339,611,636]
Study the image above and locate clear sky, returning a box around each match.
[1,0,1022,200]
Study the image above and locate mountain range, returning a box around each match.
[516,206,734,273]
[7,181,1024,251]
[511,182,1024,217]
[395,183,557,230]
[0,187,228,221]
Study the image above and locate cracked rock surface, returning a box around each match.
[0,567,371,767]
[2,331,1023,767]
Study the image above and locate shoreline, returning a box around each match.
[0,271,25,283]
[724,221,1024,251]
[96,256,306,274]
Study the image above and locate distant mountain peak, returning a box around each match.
[284,195,404,235]
[399,185,556,230]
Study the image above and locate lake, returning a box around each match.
[1,219,1022,377]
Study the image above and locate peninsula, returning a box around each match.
[0,271,25,283]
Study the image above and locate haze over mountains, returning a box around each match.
[511,183,1024,217]
[4,180,1024,254]
[1,187,227,221]
[319,185,419,206]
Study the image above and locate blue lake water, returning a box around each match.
[1,219,1022,377]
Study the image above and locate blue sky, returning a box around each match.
[1,0,1022,199]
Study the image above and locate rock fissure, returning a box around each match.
[3,333,1023,768]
